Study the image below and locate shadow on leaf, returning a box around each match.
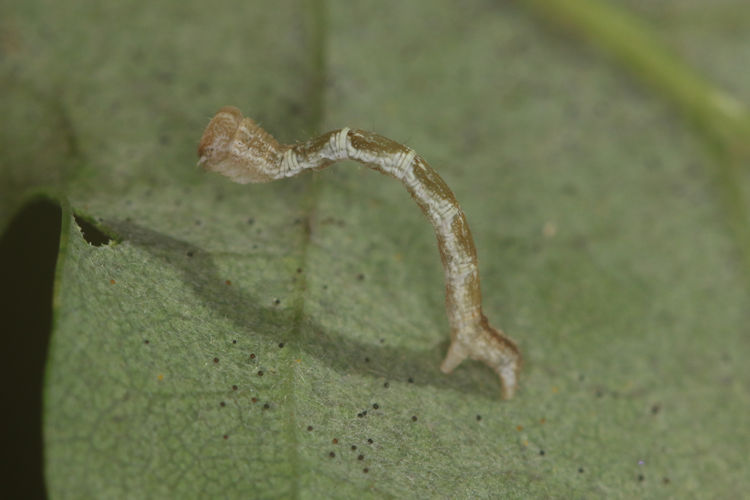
[110,219,502,400]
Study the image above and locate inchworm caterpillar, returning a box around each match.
[198,107,521,398]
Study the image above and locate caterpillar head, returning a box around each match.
[198,106,283,183]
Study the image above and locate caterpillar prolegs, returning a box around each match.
[198,106,521,398]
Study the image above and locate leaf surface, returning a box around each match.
[2,0,749,497]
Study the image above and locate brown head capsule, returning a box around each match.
[198,107,522,398]
[198,106,287,183]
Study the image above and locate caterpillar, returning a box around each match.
[198,106,521,398]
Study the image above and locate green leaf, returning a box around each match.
[2,0,749,497]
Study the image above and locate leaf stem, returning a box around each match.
[520,0,750,274]
[519,0,750,156]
